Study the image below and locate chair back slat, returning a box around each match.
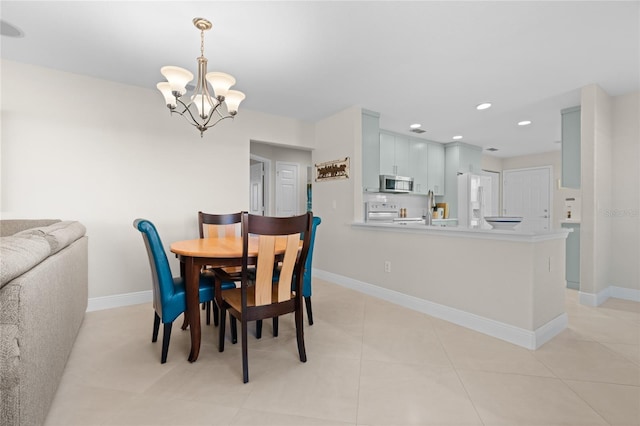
[203,222,239,239]
[255,235,276,305]
[198,211,242,238]
[277,233,300,302]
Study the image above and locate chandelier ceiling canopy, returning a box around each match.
[157,18,245,137]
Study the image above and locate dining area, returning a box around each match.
[133,211,322,383]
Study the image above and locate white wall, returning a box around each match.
[580,84,613,296]
[0,60,313,299]
[481,154,503,173]
[610,92,640,291]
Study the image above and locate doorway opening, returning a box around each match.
[249,141,313,217]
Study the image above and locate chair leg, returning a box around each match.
[218,306,226,352]
[231,316,238,344]
[305,296,314,325]
[161,322,173,364]
[212,302,220,326]
[152,312,160,342]
[180,312,189,330]
[205,301,211,325]
[272,317,279,337]
[295,304,307,363]
[241,319,249,383]
[256,320,263,339]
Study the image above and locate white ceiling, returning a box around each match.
[1,1,638,158]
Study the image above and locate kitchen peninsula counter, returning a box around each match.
[316,221,570,350]
[352,221,570,242]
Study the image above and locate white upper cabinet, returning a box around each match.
[362,110,381,192]
[380,131,410,176]
[410,140,429,194]
[427,142,445,195]
[381,129,445,195]
[561,106,581,189]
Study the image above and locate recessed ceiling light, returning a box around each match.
[409,123,421,129]
[486,147,499,152]
[452,135,463,140]
[476,102,492,110]
[518,120,532,126]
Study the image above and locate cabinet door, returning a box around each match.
[362,111,381,191]
[561,106,581,189]
[409,140,428,194]
[427,142,445,195]
[379,132,396,175]
[562,223,580,289]
[394,135,410,176]
[458,145,482,173]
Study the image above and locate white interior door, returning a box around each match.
[503,167,551,231]
[481,170,500,217]
[250,162,264,215]
[275,162,298,217]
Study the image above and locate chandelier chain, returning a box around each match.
[200,29,205,58]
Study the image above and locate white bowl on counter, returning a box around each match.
[484,216,523,230]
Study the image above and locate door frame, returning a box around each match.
[502,165,553,231]
[250,154,271,216]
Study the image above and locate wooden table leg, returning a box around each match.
[184,256,201,362]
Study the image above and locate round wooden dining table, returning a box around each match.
[170,236,292,362]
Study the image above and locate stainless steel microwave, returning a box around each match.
[379,175,414,193]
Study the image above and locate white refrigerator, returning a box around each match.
[458,173,494,229]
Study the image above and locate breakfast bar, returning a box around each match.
[319,222,571,349]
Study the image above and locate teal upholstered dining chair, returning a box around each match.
[301,215,321,325]
[134,218,235,363]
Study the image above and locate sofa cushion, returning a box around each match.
[12,221,87,255]
[0,235,51,288]
[0,219,60,237]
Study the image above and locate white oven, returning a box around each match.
[365,201,400,223]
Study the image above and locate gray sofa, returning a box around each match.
[0,219,88,426]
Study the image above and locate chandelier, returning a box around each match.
[156,18,245,137]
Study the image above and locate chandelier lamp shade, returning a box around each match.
[156,18,245,137]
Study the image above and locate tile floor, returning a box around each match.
[45,279,640,426]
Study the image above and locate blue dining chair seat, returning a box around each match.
[134,218,235,363]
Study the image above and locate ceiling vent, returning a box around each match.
[410,128,426,134]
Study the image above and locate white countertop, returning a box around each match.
[560,219,581,224]
[352,221,570,242]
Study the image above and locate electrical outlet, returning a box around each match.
[384,261,391,273]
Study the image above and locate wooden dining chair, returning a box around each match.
[198,211,241,319]
[198,211,241,342]
[258,215,321,338]
[216,212,312,383]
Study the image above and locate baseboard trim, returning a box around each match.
[87,290,152,312]
[313,268,565,350]
[579,285,640,306]
[610,286,640,302]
